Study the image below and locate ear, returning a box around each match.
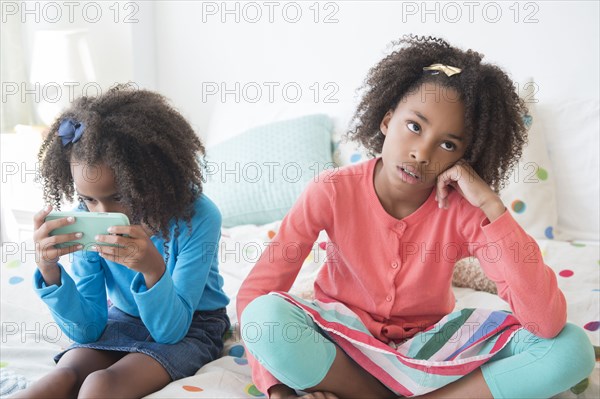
[380,110,393,136]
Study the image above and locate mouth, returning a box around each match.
[398,165,421,181]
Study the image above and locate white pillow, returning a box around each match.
[537,99,600,241]
[499,101,559,240]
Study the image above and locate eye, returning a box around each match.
[112,196,122,202]
[407,121,421,133]
[77,196,95,203]
[440,141,456,151]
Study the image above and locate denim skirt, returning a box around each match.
[54,306,231,380]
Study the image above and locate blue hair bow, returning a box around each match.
[57,119,85,146]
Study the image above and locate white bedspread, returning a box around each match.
[1,222,598,398]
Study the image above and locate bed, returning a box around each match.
[1,228,598,398]
[1,95,598,398]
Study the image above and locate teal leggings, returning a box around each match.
[241,295,596,398]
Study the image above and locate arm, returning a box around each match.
[131,199,224,344]
[32,206,108,343]
[464,208,566,338]
[438,162,566,338]
[237,172,335,395]
[34,253,109,344]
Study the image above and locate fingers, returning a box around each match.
[94,225,143,249]
[36,234,83,268]
[92,240,138,260]
[50,242,83,257]
[436,172,451,209]
[38,214,77,238]
[436,164,463,209]
[105,225,142,236]
[33,205,52,230]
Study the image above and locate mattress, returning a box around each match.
[1,221,598,398]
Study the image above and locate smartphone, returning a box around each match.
[44,211,130,249]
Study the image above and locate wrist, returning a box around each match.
[142,264,165,289]
[480,196,505,222]
[37,263,62,287]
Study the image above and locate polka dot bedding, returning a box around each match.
[1,225,598,398]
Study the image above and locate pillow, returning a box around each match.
[498,99,559,240]
[537,99,600,241]
[332,132,371,166]
[202,114,334,227]
[452,257,497,294]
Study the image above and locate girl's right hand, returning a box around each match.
[33,205,82,273]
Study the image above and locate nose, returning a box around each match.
[410,145,431,165]
[95,202,113,213]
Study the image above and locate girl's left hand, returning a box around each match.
[93,225,165,288]
[436,160,506,222]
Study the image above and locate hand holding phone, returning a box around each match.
[44,211,130,249]
[33,206,127,284]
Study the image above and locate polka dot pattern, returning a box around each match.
[583,321,599,332]
[244,384,265,397]
[558,270,574,278]
[4,260,21,269]
[522,113,533,129]
[8,277,23,285]
[570,378,589,395]
[234,357,248,365]
[536,167,548,181]
[497,107,559,241]
[544,226,554,239]
[267,230,276,240]
[229,345,245,358]
[350,153,362,163]
[511,200,526,214]
[182,385,203,392]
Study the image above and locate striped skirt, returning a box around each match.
[272,292,522,397]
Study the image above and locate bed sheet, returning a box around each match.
[1,223,598,398]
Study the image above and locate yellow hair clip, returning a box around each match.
[423,63,462,77]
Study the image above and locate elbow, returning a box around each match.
[152,316,192,344]
[71,322,106,344]
[531,319,566,339]
[523,299,567,339]
[154,333,185,345]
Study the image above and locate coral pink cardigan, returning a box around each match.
[237,158,566,393]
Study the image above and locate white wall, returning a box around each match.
[19,2,136,97]
[2,1,598,242]
[151,1,599,144]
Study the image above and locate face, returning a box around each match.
[71,161,128,216]
[379,82,467,192]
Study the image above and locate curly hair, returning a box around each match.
[347,34,528,192]
[38,83,206,240]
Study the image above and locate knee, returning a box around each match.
[241,294,292,328]
[240,294,317,360]
[546,323,596,384]
[559,323,596,378]
[52,367,80,390]
[78,369,117,399]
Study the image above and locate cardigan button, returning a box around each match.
[386,295,392,302]
[391,261,399,269]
